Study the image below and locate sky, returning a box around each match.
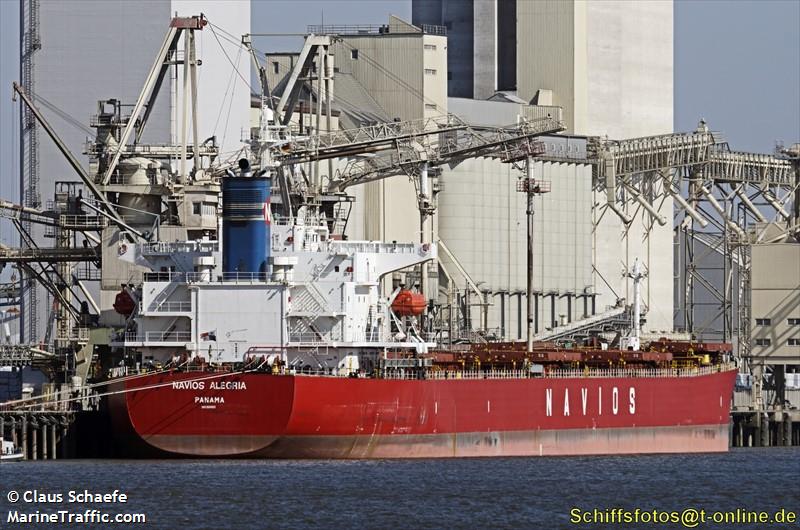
[673,0,799,152]
[246,0,800,153]
[0,0,20,208]
[0,0,798,217]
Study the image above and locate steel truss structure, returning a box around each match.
[588,130,798,370]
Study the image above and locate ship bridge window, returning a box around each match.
[788,318,800,326]
[754,338,771,346]
[755,318,771,326]
[788,338,800,346]
[193,202,201,215]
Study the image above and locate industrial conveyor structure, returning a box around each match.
[585,130,798,346]
[581,130,798,439]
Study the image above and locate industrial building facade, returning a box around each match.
[412,0,676,336]
[750,243,800,364]
[260,5,678,340]
[327,17,447,247]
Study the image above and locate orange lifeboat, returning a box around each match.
[391,289,426,316]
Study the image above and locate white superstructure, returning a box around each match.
[115,221,435,371]
[113,102,436,373]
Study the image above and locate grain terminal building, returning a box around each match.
[265,4,676,339]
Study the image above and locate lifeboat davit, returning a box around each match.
[391,289,426,316]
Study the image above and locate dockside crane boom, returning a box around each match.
[12,83,130,235]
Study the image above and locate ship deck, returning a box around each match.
[104,362,735,384]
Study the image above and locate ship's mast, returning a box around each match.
[624,259,646,352]
[520,157,550,353]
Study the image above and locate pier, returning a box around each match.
[731,410,800,448]
[0,410,75,460]
[731,385,800,447]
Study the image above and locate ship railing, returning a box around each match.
[329,241,419,255]
[141,300,192,313]
[287,331,397,344]
[144,271,187,282]
[143,271,269,284]
[362,331,393,343]
[383,369,534,380]
[104,363,734,381]
[207,272,269,283]
[272,213,318,227]
[108,366,129,378]
[124,331,192,343]
[287,332,343,344]
[141,241,218,255]
[544,364,733,379]
[379,364,734,380]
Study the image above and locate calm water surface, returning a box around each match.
[2,448,798,529]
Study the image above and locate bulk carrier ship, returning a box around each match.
[104,169,735,457]
[6,15,738,459]
[102,100,735,459]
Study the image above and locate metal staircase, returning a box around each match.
[149,279,183,312]
[331,201,350,236]
[287,282,342,343]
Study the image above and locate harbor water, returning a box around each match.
[2,447,798,528]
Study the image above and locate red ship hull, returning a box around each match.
[108,370,737,458]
